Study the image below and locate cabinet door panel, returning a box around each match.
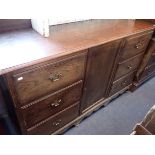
[81,40,121,112]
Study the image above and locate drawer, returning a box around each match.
[141,63,155,79]
[21,81,83,128]
[11,53,86,105]
[148,53,155,66]
[110,72,135,96]
[27,103,79,135]
[121,31,153,60]
[152,38,155,54]
[114,53,143,80]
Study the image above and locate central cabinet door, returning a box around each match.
[81,40,121,112]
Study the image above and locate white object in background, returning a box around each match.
[31,19,49,37]
[31,18,90,37]
[48,18,89,26]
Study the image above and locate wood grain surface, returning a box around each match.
[0,19,154,75]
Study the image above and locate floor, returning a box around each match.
[64,77,155,135]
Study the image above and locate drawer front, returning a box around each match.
[121,31,153,60]
[148,53,155,66]
[141,63,155,79]
[152,38,155,54]
[115,53,143,80]
[27,103,79,135]
[22,81,83,128]
[110,72,135,96]
[12,53,86,105]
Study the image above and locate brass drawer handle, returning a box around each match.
[127,65,132,69]
[135,42,142,49]
[52,119,62,126]
[49,73,62,82]
[135,44,139,49]
[51,99,63,107]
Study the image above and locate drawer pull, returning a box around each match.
[17,77,23,81]
[135,43,142,49]
[51,99,63,107]
[49,73,62,82]
[127,65,132,69]
[52,119,62,126]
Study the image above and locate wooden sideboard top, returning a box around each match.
[0,19,154,75]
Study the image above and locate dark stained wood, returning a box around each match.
[114,53,144,80]
[137,38,155,77]
[132,124,152,135]
[21,81,83,128]
[141,63,155,79]
[132,38,155,90]
[147,53,155,66]
[8,52,86,105]
[142,20,155,37]
[0,88,5,135]
[0,19,155,135]
[0,20,154,75]
[81,40,122,112]
[0,19,31,33]
[110,72,135,96]
[141,19,155,25]
[108,31,154,95]
[120,31,153,61]
[27,103,79,135]
[0,87,5,115]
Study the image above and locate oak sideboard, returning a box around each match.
[0,19,154,134]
